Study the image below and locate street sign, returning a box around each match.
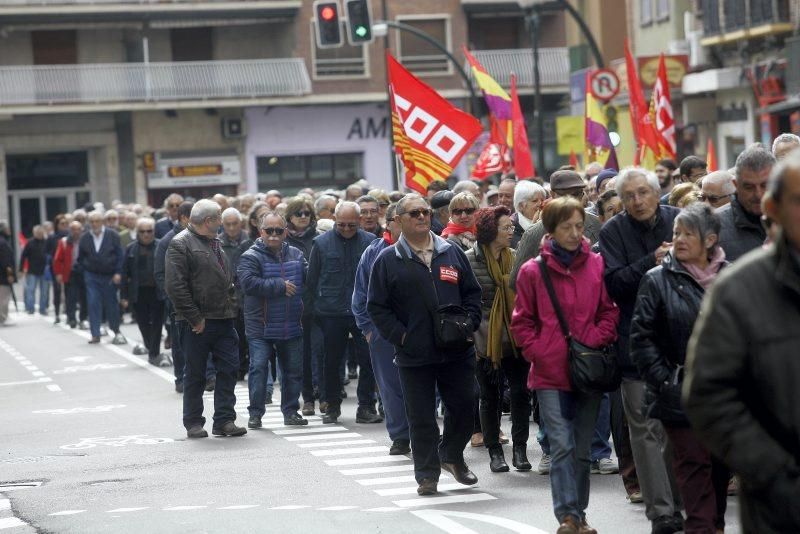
[589,69,620,102]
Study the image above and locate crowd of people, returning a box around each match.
[0,132,798,534]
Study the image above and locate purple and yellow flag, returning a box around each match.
[463,46,513,148]
[584,74,619,171]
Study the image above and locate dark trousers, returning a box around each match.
[610,388,640,495]
[234,310,248,377]
[476,356,530,448]
[172,318,186,387]
[318,315,375,411]
[133,286,163,359]
[52,279,62,316]
[65,273,88,323]
[398,356,476,483]
[84,271,120,338]
[664,425,729,533]
[181,318,239,430]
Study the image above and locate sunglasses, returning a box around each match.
[336,222,358,229]
[451,208,476,216]
[401,208,431,219]
[261,227,285,236]
[293,210,312,218]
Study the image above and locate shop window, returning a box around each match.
[396,16,451,75]
[256,153,363,190]
[311,22,368,79]
[656,0,670,21]
[640,0,653,26]
[6,152,89,190]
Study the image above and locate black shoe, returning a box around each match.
[212,421,247,437]
[205,378,215,392]
[417,478,437,496]
[512,444,532,471]
[187,425,208,438]
[247,416,262,429]
[343,377,351,386]
[340,387,347,399]
[378,403,385,418]
[175,382,184,394]
[313,386,320,400]
[348,368,358,380]
[68,320,77,329]
[651,515,681,534]
[356,406,384,424]
[284,413,308,426]
[441,461,478,485]
[322,408,340,424]
[488,446,509,473]
[265,395,273,405]
[88,336,101,344]
[389,439,411,456]
[54,316,61,324]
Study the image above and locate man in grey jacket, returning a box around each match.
[165,199,245,439]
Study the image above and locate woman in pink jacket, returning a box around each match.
[511,197,619,534]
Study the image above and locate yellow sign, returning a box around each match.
[556,116,584,155]
[168,164,223,178]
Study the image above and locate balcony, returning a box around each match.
[701,0,792,45]
[0,58,311,113]
[465,48,570,91]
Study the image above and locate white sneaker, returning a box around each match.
[111,333,127,345]
[79,320,90,330]
[596,457,619,474]
[537,454,551,475]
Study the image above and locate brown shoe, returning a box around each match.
[88,336,101,344]
[470,432,484,448]
[557,516,580,534]
[302,401,315,416]
[416,478,437,496]
[579,518,597,534]
[319,401,329,414]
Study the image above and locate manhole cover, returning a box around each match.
[0,481,43,491]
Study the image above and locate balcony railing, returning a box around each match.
[703,0,790,37]
[3,0,277,4]
[0,58,311,108]
[465,48,570,88]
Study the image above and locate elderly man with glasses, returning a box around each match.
[306,201,380,425]
[156,193,184,239]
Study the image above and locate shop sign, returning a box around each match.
[147,154,240,189]
[610,54,688,92]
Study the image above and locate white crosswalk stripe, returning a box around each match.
[391,492,496,508]
[324,455,410,467]
[310,446,389,457]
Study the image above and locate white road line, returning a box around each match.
[163,506,207,511]
[31,371,45,377]
[355,475,451,486]
[49,510,86,516]
[340,464,416,476]
[46,385,61,392]
[106,508,149,513]
[363,507,404,512]
[283,432,363,442]
[260,421,326,430]
[0,517,26,529]
[18,361,31,366]
[318,506,359,511]
[298,439,376,448]
[310,446,390,457]
[374,484,472,497]
[0,377,52,387]
[0,499,8,511]
[270,505,310,510]
[325,455,410,467]
[391,493,496,508]
[24,365,38,371]
[272,426,350,435]
[218,505,260,510]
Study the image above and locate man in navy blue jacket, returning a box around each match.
[352,203,410,456]
[78,211,125,344]
[367,193,482,497]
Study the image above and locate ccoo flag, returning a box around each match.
[585,72,619,170]
[387,52,482,194]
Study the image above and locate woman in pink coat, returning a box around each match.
[511,197,619,534]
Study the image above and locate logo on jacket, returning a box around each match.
[440,266,459,284]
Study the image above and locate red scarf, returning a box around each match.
[383,231,395,245]
[441,222,476,238]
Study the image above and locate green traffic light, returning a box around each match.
[355,26,368,37]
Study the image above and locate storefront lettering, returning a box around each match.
[347,117,388,140]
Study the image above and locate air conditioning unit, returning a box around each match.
[222,117,245,139]
[685,11,707,68]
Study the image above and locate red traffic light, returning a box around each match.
[320,6,336,21]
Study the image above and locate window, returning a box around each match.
[170,27,213,62]
[256,153,363,190]
[397,16,451,75]
[32,31,77,65]
[702,0,722,34]
[656,0,670,21]
[311,21,368,78]
[640,0,653,26]
[7,152,89,190]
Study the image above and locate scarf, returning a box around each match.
[549,239,581,268]
[287,224,313,239]
[482,244,518,367]
[683,247,726,289]
[441,222,477,239]
[382,231,395,245]
[516,212,534,232]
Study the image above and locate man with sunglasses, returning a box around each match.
[238,212,308,429]
[306,201,379,425]
[155,193,184,239]
[700,170,735,209]
[367,193,482,496]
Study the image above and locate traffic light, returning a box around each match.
[314,1,342,48]
[345,0,373,45]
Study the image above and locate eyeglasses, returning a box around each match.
[699,193,732,204]
[261,227,285,236]
[293,210,312,218]
[139,229,154,234]
[400,208,432,219]
[336,222,358,229]
[451,208,476,216]
[499,224,515,233]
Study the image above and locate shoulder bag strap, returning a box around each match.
[536,257,570,339]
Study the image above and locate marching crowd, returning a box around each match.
[0,133,799,534]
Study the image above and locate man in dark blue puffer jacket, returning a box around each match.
[238,212,308,428]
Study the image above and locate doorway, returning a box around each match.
[8,189,87,257]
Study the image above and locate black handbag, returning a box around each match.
[400,246,474,352]
[537,257,620,394]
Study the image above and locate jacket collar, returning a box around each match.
[539,237,590,274]
[627,205,667,232]
[187,225,219,243]
[394,231,451,259]
[254,238,288,259]
[472,241,486,263]
[729,196,763,232]
[220,230,247,246]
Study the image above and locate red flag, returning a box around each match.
[652,53,676,160]
[471,142,507,180]
[707,137,718,172]
[624,38,661,164]
[387,52,482,194]
[18,231,28,271]
[569,149,579,168]
[510,74,536,179]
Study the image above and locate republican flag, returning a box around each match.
[463,46,514,148]
[585,72,619,171]
[387,52,482,194]
[707,137,718,172]
[510,74,536,179]
[624,38,662,165]
[652,54,676,160]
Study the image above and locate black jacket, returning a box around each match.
[716,196,766,262]
[154,217,175,239]
[630,252,725,425]
[77,228,124,276]
[121,240,161,305]
[20,238,48,276]
[598,205,680,378]
[0,235,15,286]
[285,224,317,259]
[367,233,482,367]
[154,226,181,302]
[684,236,800,534]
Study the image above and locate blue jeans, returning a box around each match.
[591,393,612,461]
[24,274,50,314]
[368,331,409,441]
[84,271,120,338]
[181,318,239,429]
[248,336,302,417]
[537,389,602,525]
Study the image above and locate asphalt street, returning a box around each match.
[0,310,742,534]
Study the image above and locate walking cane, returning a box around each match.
[6,268,17,312]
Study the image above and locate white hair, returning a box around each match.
[136,217,156,230]
[513,180,546,209]
[335,200,360,217]
[452,181,479,195]
[314,194,338,215]
[221,207,243,222]
[615,167,660,196]
[189,199,221,225]
[104,209,118,219]
[701,170,736,195]
[771,133,800,155]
